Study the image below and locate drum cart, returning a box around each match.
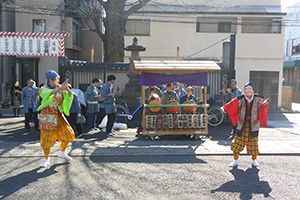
[132,60,221,140]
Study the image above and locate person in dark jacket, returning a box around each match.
[96,79,106,128]
[21,79,39,131]
[86,78,101,131]
[101,74,121,136]
[10,81,23,117]
[174,83,187,103]
[66,84,83,135]
[180,86,197,104]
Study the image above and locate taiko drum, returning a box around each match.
[147,93,162,112]
[183,100,197,113]
[166,100,180,113]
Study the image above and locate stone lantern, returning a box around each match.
[123,37,145,94]
[124,37,146,91]
[116,37,146,114]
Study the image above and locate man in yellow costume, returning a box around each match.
[38,70,75,167]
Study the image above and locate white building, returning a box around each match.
[125,0,286,110]
[283,2,300,96]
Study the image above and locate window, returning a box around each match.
[125,19,150,35]
[292,37,300,55]
[33,19,46,33]
[196,21,201,32]
[250,71,279,110]
[196,17,237,33]
[218,22,231,33]
[242,17,281,33]
[72,23,82,46]
[286,40,289,57]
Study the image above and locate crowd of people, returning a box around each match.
[11,70,121,167]
[13,73,121,136]
[11,73,269,168]
[145,82,198,106]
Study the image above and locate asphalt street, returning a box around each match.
[0,155,299,200]
[1,106,300,199]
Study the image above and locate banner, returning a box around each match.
[0,32,69,57]
[139,72,207,86]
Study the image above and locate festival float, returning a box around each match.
[133,60,221,139]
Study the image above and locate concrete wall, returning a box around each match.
[16,13,61,34]
[78,30,103,62]
[38,57,60,85]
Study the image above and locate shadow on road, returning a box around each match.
[267,112,289,121]
[0,128,39,143]
[89,155,207,164]
[267,112,296,128]
[0,163,66,200]
[211,167,272,200]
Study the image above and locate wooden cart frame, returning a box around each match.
[132,61,221,138]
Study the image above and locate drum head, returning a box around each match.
[149,100,161,112]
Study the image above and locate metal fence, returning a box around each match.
[59,56,130,91]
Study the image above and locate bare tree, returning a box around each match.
[65,0,150,62]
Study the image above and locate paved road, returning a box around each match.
[0,155,299,200]
[1,111,300,157]
[1,110,300,199]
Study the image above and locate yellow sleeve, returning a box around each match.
[37,89,54,111]
[62,90,74,116]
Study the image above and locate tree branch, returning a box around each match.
[97,0,107,8]
[95,29,105,42]
[124,0,150,19]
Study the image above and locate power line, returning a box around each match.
[183,35,231,60]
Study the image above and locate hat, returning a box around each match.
[244,82,255,91]
[45,70,58,82]
[107,74,116,82]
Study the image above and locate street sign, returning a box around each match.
[0,32,69,57]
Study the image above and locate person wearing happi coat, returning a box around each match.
[179,86,197,104]
[161,83,179,113]
[101,74,121,136]
[38,70,75,168]
[86,78,102,131]
[224,82,269,167]
[174,83,187,103]
[145,86,162,99]
[161,83,179,104]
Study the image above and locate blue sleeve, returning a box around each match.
[193,96,197,103]
[180,96,187,104]
[74,94,81,113]
[21,88,25,104]
[86,86,95,101]
[101,84,110,100]
[174,93,179,102]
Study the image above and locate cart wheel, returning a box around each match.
[194,136,200,140]
[151,136,155,141]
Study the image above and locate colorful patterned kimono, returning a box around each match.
[224,95,269,160]
[38,85,74,158]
